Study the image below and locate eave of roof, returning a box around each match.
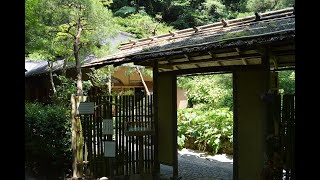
[83,7,295,69]
[25,56,95,77]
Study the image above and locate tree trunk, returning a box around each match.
[48,60,57,94]
[135,67,150,95]
[72,17,84,179]
[71,95,78,179]
[71,95,85,179]
[74,18,83,96]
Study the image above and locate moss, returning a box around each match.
[135,16,295,62]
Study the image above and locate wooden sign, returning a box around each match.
[77,102,94,115]
[103,119,113,135]
[104,141,116,157]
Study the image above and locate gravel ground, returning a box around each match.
[159,149,233,180]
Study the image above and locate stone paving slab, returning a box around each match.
[160,149,233,180]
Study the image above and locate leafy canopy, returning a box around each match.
[178,74,233,110]
[26,0,119,61]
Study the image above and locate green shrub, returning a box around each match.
[115,12,174,38]
[25,102,71,175]
[52,75,92,106]
[177,107,233,154]
[114,6,136,17]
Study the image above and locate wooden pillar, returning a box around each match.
[232,48,271,180]
[232,74,239,180]
[233,69,270,180]
[157,72,179,179]
[153,61,160,179]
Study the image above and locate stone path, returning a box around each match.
[160,149,233,180]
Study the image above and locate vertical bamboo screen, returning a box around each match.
[278,94,295,179]
[81,91,154,178]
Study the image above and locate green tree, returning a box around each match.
[245,0,294,13]
[86,65,117,95]
[26,0,118,95]
[278,70,295,94]
[26,0,118,178]
[115,10,174,38]
[178,74,233,110]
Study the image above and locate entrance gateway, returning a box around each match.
[82,7,295,180]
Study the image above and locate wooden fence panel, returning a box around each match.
[81,94,154,178]
[279,94,295,179]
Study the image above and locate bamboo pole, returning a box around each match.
[135,67,150,95]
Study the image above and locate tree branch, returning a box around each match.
[82,28,95,31]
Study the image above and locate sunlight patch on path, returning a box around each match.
[179,148,233,163]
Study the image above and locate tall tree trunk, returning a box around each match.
[74,21,83,96]
[72,17,84,179]
[71,95,78,179]
[48,60,57,94]
[135,67,150,95]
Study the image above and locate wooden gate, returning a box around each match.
[80,92,155,179]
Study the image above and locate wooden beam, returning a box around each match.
[257,47,286,69]
[112,85,145,88]
[208,51,215,58]
[242,58,248,65]
[160,64,266,76]
[166,53,261,66]
[235,47,241,53]
[235,48,242,61]
[255,48,266,56]
[195,64,201,68]
[272,49,295,56]
[217,61,223,66]
[162,50,252,63]
[272,56,278,69]
[272,66,295,71]
[184,54,191,61]
[261,47,270,69]
[158,64,174,70]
